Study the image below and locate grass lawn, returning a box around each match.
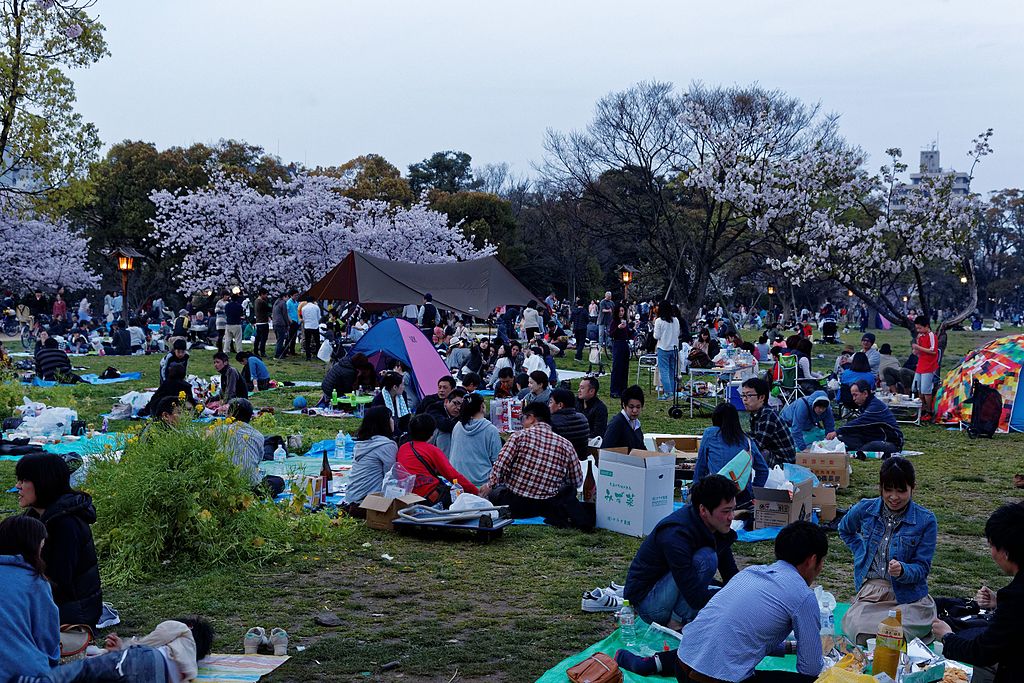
[1,325,1022,682]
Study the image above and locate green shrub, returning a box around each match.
[0,379,22,419]
[85,418,302,586]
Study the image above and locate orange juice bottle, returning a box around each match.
[873,608,904,677]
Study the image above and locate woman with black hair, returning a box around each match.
[839,456,937,644]
[15,453,102,626]
[694,404,769,506]
[0,516,60,680]
[370,371,411,436]
[608,303,633,398]
[343,406,397,512]
[653,301,680,400]
[449,393,502,488]
[841,351,876,389]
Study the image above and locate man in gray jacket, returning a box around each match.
[272,293,290,360]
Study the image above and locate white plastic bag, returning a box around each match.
[317,339,332,363]
[764,465,794,492]
[22,407,78,436]
[811,438,846,453]
[381,464,415,499]
[449,492,498,520]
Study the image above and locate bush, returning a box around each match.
[0,379,22,420]
[85,418,305,585]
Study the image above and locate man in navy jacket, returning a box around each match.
[623,474,739,630]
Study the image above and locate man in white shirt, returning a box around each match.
[301,300,322,361]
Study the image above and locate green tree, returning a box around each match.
[65,140,214,302]
[213,138,291,193]
[313,154,413,205]
[0,0,108,202]
[429,190,524,268]
[408,150,479,195]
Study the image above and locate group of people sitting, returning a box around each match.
[613,461,1023,683]
[2,452,216,681]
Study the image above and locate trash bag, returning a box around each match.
[449,493,498,520]
[317,339,333,363]
[381,464,415,499]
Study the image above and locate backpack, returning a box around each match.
[966,379,1002,438]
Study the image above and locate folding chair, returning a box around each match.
[773,354,801,406]
[636,354,658,388]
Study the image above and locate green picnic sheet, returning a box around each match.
[536,603,852,681]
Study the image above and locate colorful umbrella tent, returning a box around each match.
[349,318,449,399]
[934,334,1024,433]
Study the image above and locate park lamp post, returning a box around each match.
[110,247,142,319]
[767,285,776,320]
[619,266,634,304]
[959,275,968,285]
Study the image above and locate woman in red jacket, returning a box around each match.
[396,414,478,504]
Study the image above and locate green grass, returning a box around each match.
[1,326,1022,682]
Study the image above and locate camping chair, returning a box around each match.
[773,354,800,406]
[837,383,861,420]
[636,354,658,388]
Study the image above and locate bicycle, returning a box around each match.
[20,314,50,350]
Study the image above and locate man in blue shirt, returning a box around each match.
[622,475,738,630]
[285,290,300,357]
[617,521,828,682]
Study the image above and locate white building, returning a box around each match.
[892,147,970,210]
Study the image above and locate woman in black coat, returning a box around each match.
[14,453,102,626]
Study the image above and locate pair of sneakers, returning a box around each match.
[581,582,625,612]
[244,626,288,655]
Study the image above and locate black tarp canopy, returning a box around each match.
[303,251,537,318]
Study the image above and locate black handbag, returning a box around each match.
[409,443,452,508]
[935,597,995,633]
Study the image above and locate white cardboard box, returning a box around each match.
[596,447,676,537]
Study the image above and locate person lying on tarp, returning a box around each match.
[617,520,828,682]
[836,379,904,455]
[621,475,739,631]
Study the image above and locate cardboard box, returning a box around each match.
[596,447,676,537]
[360,492,427,531]
[646,434,702,453]
[796,452,851,489]
[752,480,813,529]
[812,485,838,523]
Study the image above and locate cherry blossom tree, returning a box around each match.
[0,208,99,292]
[149,171,494,294]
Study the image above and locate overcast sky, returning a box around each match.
[72,0,1023,195]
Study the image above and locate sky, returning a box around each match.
[71,0,1024,195]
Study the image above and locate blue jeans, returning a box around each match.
[636,547,718,625]
[657,348,677,395]
[44,646,169,682]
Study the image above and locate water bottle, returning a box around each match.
[101,417,109,433]
[618,599,637,648]
[451,478,464,503]
[335,429,346,458]
[344,432,355,458]
[273,444,286,462]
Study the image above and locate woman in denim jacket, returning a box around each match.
[839,456,937,644]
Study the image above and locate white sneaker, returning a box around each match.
[603,582,625,599]
[581,588,623,613]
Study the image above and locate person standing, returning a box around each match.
[608,303,633,399]
[51,294,66,324]
[301,299,321,361]
[418,293,439,338]
[222,295,244,354]
[911,315,939,420]
[597,291,614,351]
[214,293,229,352]
[653,301,680,400]
[571,298,590,361]
[252,289,271,358]
[271,292,290,360]
[286,290,300,356]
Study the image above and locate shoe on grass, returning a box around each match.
[603,581,624,598]
[244,626,267,654]
[582,588,623,613]
[270,627,288,655]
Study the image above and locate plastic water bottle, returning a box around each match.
[273,444,286,463]
[335,429,346,458]
[451,479,464,502]
[618,599,637,648]
[344,432,355,458]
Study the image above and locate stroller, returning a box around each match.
[965,379,1002,438]
[819,317,839,344]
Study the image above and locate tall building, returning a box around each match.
[893,147,970,210]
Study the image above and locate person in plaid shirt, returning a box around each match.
[741,377,797,468]
[482,402,583,521]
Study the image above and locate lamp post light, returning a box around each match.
[231,285,241,296]
[620,267,634,304]
[110,247,142,320]
[959,275,968,285]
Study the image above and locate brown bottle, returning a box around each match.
[583,460,597,503]
[320,450,333,504]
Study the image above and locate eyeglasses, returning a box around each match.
[740,393,759,399]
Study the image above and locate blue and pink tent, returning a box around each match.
[349,318,448,399]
